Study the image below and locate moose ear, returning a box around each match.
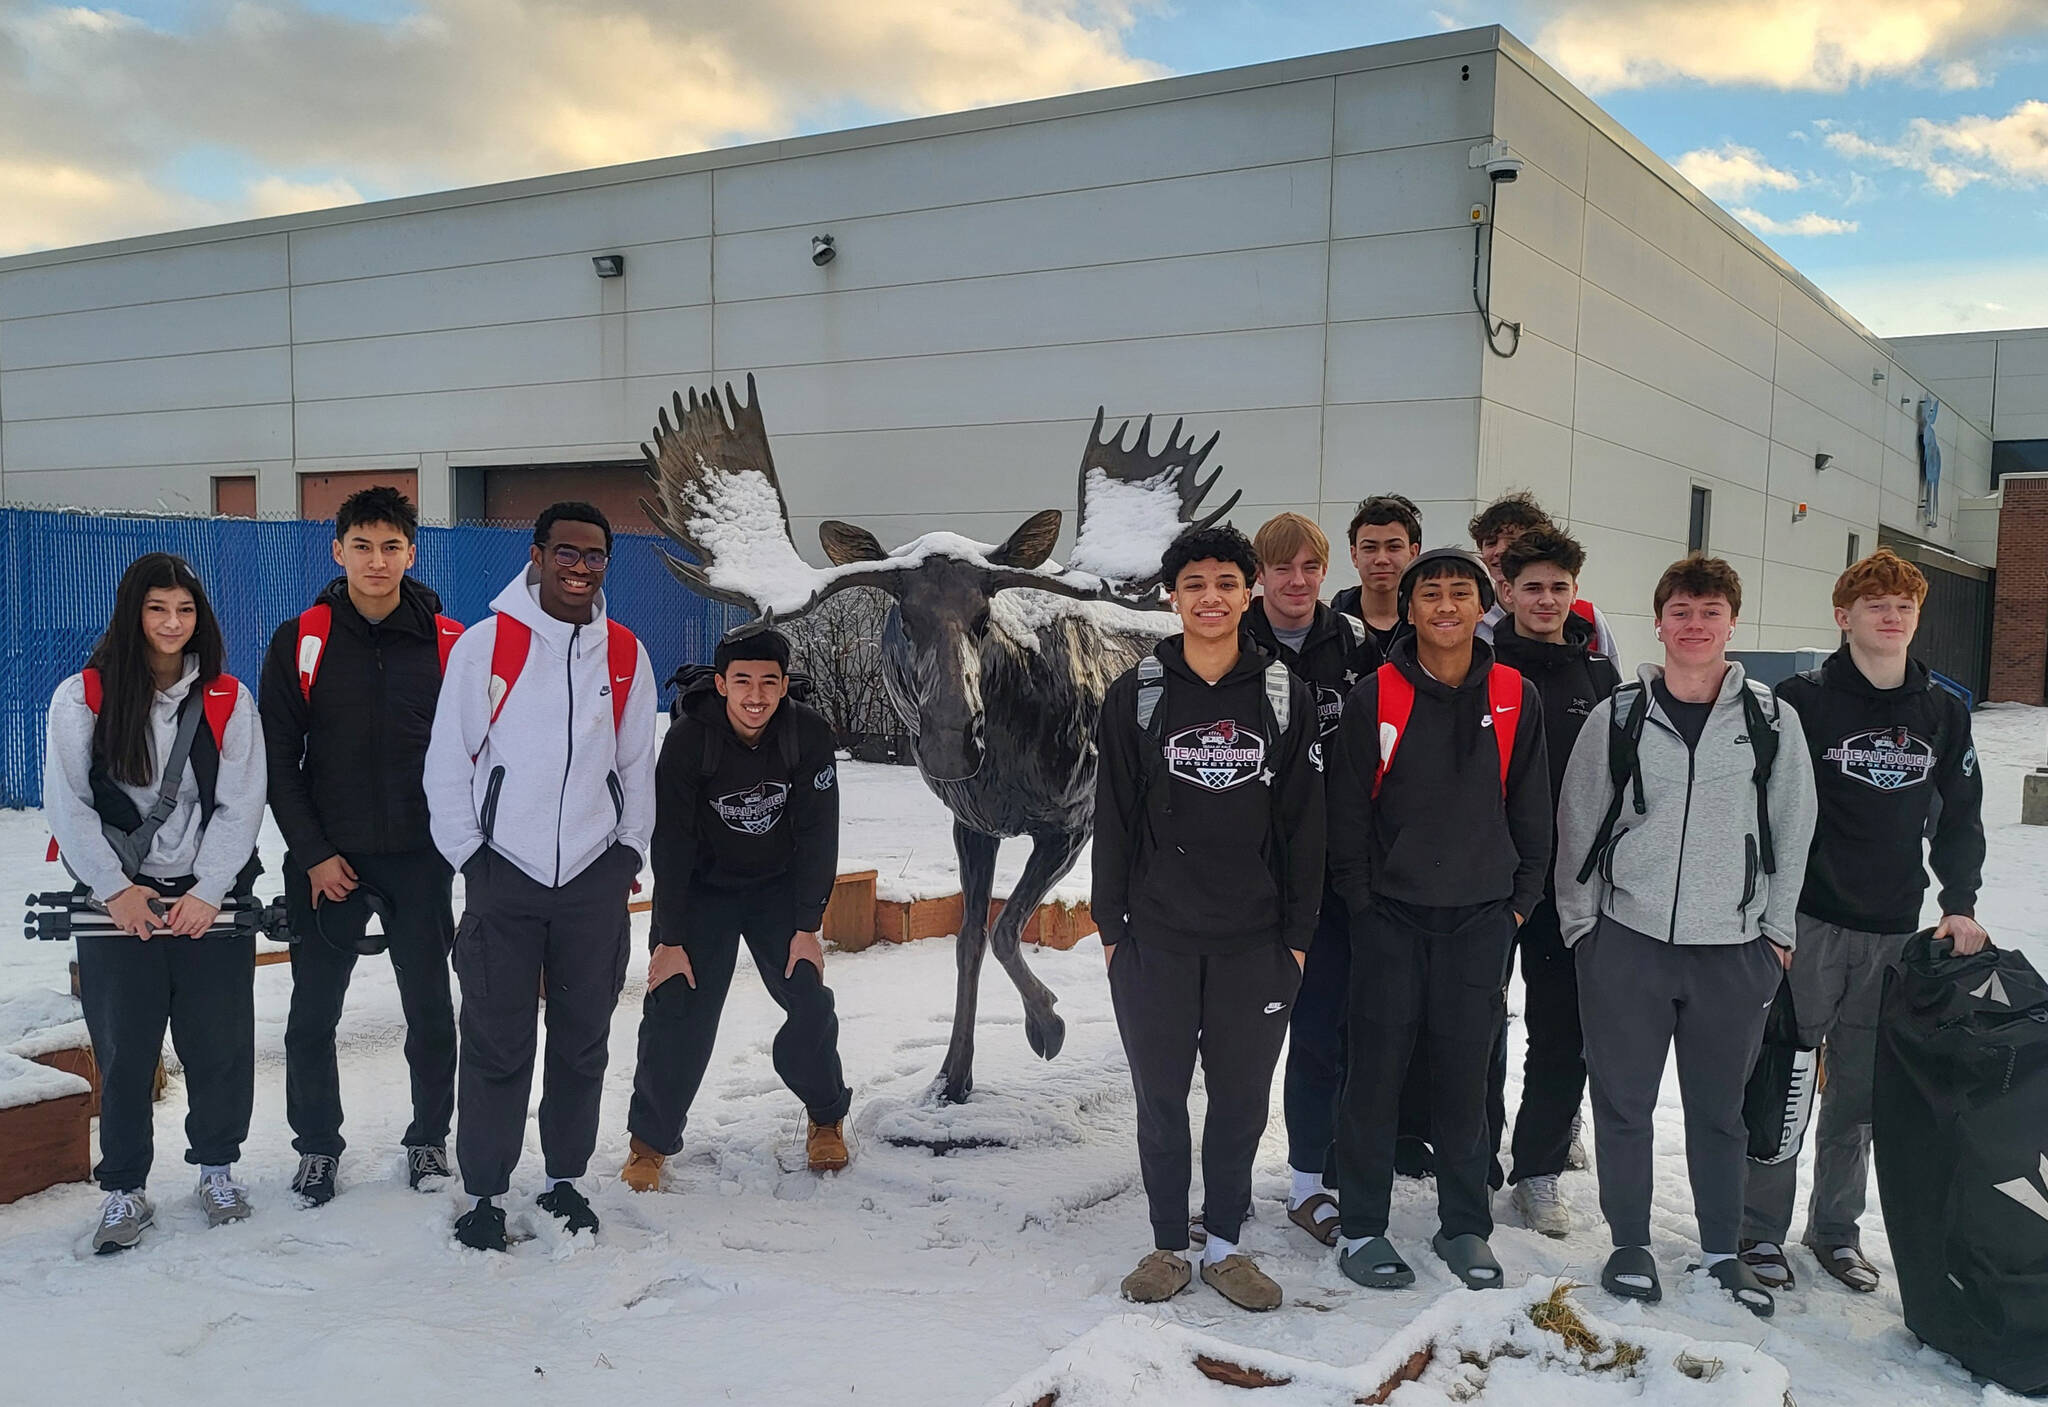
[820,520,888,566]
[989,508,1063,570]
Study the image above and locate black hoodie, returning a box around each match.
[1245,599,1383,741]
[1328,635,1551,919]
[1331,585,1411,658]
[651,685,841,941]
[1092,635,1325,954]
[1488,611,1622,804]
[1778,647,1983,934]
[261,575,449,864]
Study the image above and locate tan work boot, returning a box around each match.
[620,1137,665,1193]
[806,1119,850,1172]
[1120,1249,1192,1303]
[1202,1253,1283,1311]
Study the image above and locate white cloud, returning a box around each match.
[1526,0,2048,93]
[0,0,1159,254]
[1673,142,1802,199]
[1819,257,2048,335]
[1826,99,2048,194]
[1729,206,1860,236]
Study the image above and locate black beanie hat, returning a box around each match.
[1397,547,1496,619]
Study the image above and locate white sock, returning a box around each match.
[1202,1234,1238,1265]
[1288,1168,1327,1209]
[1338,1234,1372,1256]
[1614,1244,1655,1290]
[1701,1251,1735,1269]
[200,1164,231,1180]
[545,1176,572,1193]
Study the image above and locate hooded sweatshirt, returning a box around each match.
[423,568,656,888]
[43,657,266,907]
[1245,598,1382,741]
[652,684,841,939]
[1489,611,1622,805]
[1330,585,1411,658]
[1480,598,1622,666]
[260,575,449,865]
[1092,635,1324,954]
[1553,661,1818,951]
[1779,647,1983,934]
[1326,635,1551,920]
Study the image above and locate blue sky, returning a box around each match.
[4,0,2045,334]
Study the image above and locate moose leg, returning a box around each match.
[937,823,1000,1104]
[987,827,1086,1063]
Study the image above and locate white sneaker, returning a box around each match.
[197,1170,252,1227]
[1513,1174,1571,1239]
[91,1189,154,1253]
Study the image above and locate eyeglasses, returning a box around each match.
[550,544,610,571]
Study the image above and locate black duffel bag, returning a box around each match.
[1874,930,2048,1395]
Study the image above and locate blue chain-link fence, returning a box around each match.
[1,508,746,808]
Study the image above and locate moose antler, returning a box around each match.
[640,374,895,621]
[1066,409,1240,590]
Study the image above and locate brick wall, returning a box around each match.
[1990,472,2048,704]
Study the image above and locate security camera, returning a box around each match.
[1469,139,1524,184]
[811,234,836,267]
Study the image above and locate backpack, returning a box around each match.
[1573,677,1781,885]
[486,614,639,735]
[45,668,241,874]
[1874,933,2048,1394]
[1135,655,1294,739]
[668,662,809,778]
[1370,661,1523,799]
[295,601,464,700]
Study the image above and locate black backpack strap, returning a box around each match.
[1576,682,1649,885]
[780,713,802,775]
[697,720,722,780]
[1739,682,1780,875]
[1134,656,1167,740]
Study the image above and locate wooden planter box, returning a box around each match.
[28,1042,100,1117]
[823,871,879,952]
[874,893,965,945]
[0,1052,92,1205]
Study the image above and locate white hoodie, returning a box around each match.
[424,568,656,888]
[42,658,266,906]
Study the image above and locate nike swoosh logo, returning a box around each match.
[1263,1001,1286,1014]
[1493,706,1515,714]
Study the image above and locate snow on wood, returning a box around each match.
[0,1048,88,1112]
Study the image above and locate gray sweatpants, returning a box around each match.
[1576,919,1783,1253]
[1740,915,1913,1249]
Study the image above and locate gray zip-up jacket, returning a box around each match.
[1554,661,1817,951]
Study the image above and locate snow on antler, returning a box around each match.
[1067,410,1240,589]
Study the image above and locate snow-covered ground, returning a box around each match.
[1,707,2043,1406]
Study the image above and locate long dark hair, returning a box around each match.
[84,553,225,786]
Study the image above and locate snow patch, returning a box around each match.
[0,1047,87,1111]
[1068,467,1187,585]
[988,587,1175,653]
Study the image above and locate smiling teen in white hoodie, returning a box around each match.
[424,503,656,1252]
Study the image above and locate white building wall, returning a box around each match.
[1893,326,2048,445]
[1487,45,1993,666]
[0,26,1993,642]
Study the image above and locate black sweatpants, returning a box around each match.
[1337,898,1515,1241]
[1507,897,1585,1182]
[1282,888,1349,1175]
[1575,919,1782,1252]
[76,875,255,1192]
[1399,1024,1509,1186]
[1109,936,1300,1251]
[283,847,457,1157]
[627,884,851,1155]
[452,843,635,1200]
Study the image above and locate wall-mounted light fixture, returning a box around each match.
[1792,501,1809,523]
[811,234,836,267]
[592,254,625,278]
[1872,369,1888,384]
[1814,452,1833,472]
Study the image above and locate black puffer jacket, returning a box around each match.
[260,576,452,865]
[1245,599,1382,740]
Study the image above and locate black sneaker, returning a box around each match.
[291,1153,339,1207]
[454,1198,509,1252]
[407,1145,453,1189]
[536,1183,599,1235]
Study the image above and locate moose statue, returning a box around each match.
[641,376,1238,1103]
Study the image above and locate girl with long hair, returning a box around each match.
[42,552,266,1253]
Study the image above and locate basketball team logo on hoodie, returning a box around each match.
[1823,726,1937,791]
[712,781,790,835]
[1163,719,1267,792]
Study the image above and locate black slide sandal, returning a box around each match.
[1602,1246,1663,1303]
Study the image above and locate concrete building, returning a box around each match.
[0,26,1998,675]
